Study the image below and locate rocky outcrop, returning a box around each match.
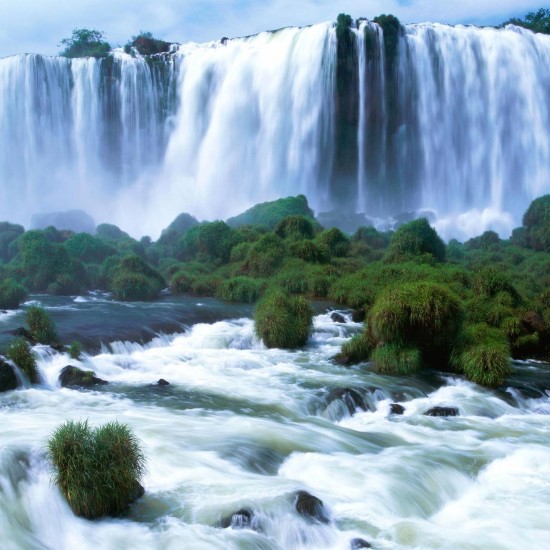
[59,365,107,388]
[424,406,458,417]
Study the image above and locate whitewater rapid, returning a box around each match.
[1,301,549,549]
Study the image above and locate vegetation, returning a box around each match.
[125,31,171,56]
[386,218,446,263]
[502,8,550,34]
[48,420,145,519]
[255,289,313,348]
[27,306,58,344]
[59,28,111,58]
[6,338,39,383]
[0,278,27,309]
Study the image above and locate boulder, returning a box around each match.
[351,309,365,323]
[12,327,33,341]
[219,508,255,529]
[330,312,346,323]
[521,311,546,335]
[59,366,107,388]
[326,388,367,415]
[424,406,458,417]
[294,491,330,524]
[350,539,372,549]
[0,359,18,392]
[156,378,170,386]
[390,403,405,415]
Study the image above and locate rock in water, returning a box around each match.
[156,378,170,386]
[0,359,18,392]
[59,365,107,388]
[350,538,372,549]
[330,312,347,323]
[219,508,255,529]
[294,491,330,524]
[425,406,458,417]
[390,403,405,415]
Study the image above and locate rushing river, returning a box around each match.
[1,296,549,549]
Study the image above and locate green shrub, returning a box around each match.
[522,194,550,251]
[0,222,24,262]
[48,420,145,519]
[179,221,236,262]
[230,242,252,263]
[502,8,550,34]
[227,195,314,229]
[111,272,160,301]
[274,215,316,240]
[315,228,350,257]
[244,234,286,277]
[65,233,116,263]
[372,343,422,375]
[255,289,313,348]
[6,338,39,383]
[60,28,111,58]
[96,224,130,242]
[125,31,171,56]
[68,341,83,360]
[216,276,263,303]
[190,274,221,297]
[289,239,329,263]
[169,270,192,294]
[451,324,511,387]
[352,226,391,249]
[0,278,27,309]
[335,332,372,365]
[27,306,58,344]
[473,266,521,306]
[386,218,446,263]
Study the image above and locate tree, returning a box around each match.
[59,28,111,58]
[502,8,550,34]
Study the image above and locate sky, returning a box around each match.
[0,0,548,58]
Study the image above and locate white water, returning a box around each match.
[1,311,549,549]
[0,22,549,238]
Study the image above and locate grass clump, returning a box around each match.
[451,324,511,387]
[244,234,286,277]
[372,343,422,375]
[27,306,58,344]
[335,332,373,365]
[6,338,39,383]
[0,278,27,309]
[216,276,263,303]
[274,215,317,240]
[68,341,83,360]
[255,289,313,348]
[48,420,145,519]
[386,218,446,263]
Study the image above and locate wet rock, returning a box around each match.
[390,403,405,415]
[219,508,254,529]
[50,342,66,352]
[59,365,108,388]
[351,309,365,323]
[0,358,18,392]
[331,312,346,323]
[294,491,330,524]
[521,311,546,334]
[327,388,367,415]
[221,37,229,45]
[424,406,458,417]
[156,378,170,386]
[12,327,33,341]
[130,481,145,503]
[350,538,372,549]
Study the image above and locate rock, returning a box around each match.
[0,359,18,392]
[156,378,170,386]
[132,35,171,56]
[294,491,330,524]
[219,508,254,529]
[12,327,33,341]
[350,539,372,549]
[59,366,107,388]
[331,312,346,323]
[327,388,367,415]
[221,37,229,45]
[425,406,458,417]
[351,309,365,323]
[50,342,66,352]
[521,311,546,334]
[129,481,145,503]
[31,209,95,234]
[390,403,405,415]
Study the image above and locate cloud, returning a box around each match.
[0,0,544,58]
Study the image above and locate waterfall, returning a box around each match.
[0,22,549,239]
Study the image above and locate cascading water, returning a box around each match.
[0,22,549,238]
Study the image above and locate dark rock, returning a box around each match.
[350,538,372,549]
[331,312,347,323]
[0,359,18,392]
[521,311,546,334]
[157,378,170,386]
[59,365,107,388]
[132,35,171,56]
[219,508,254,529]
[294,491,330,524]
[31,209,95,234]
[12,327,33,341]
[129,481,145,503]
[50,342,66,352]
[327,388,367,415]
[221,37,229,45]
[390,403,405,415]
[351,309,365,323]
[425,406,458,417]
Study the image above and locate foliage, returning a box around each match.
[386,218,445,263]
[227,195,314,229]
[352,226,391,249]
[59,28,111,58]
[315,228,350,258]
[372,343,422,375]
[288,239,329,263]
[179,221,237,262]
[244,234,286,277]
[522,194,550,251]
[373,14,401,64]
[274,215,317,240]
[125,31,171,56]
[0,222,24,262]
[109,255,165,301]
[502,8,550,34]
[255,289,313,348]
[68,341,83,361]
[216,276,264,303]
[65,233,116,263]
[47,420,145,519]
[27,306,58,344]
[96,224,131,242]
[6,338,39,383]
[336,332,372,365]
[0,278,27,309]
[336,13,353,38]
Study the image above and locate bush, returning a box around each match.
[216,276,263,303]
[352,226,391,249]
[522,194,550,251]
[502,8,550,34]
[244,234,286,277]
[125,31,171,56]
[68,341,83,360]
[386,218,446,263]
[59,28,111,58]
[335,332,372,365]
[473,266,521,306]
[255,289,313,348]
[48,420,145,519]
[451,324,511,387]
[315,228,350,258]
[65,233,116,263]
[372,343,422,375]
[179,221,236,262]
[0,278,27,309]
[6,338,39,383]
[27,306,58,344]
[274,215,316,240]
[111,272,160,301]
[289,240,328,263]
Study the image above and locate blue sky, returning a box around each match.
[0,0,547,58]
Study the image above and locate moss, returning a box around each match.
[6,338,39,383]
[372,343,422,375]
[27,306,58,344]
[386,218,446,263]
[255,289,313,348]
[0,278,27,309]
[47,420,145,519]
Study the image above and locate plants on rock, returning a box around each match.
[6,338,39,383]
[27,306,58,344]
[59,28,111,58]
